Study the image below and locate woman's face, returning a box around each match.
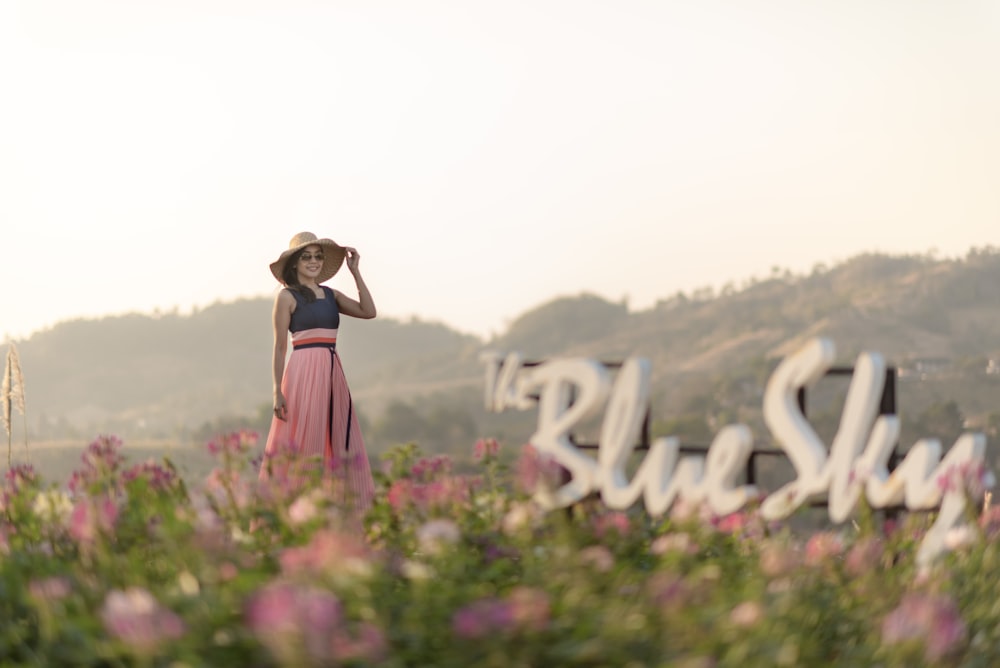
[296,245,324,281]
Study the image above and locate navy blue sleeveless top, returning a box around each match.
[288,286,340,332]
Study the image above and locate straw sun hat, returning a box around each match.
[269,232,346,284]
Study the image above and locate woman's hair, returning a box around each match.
[281,249,317,303]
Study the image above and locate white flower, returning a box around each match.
[416,519,461,555]
[650,533,693,555]
[230,527,251,545]
[33,490,73,524]
[944,525,977,551]
[730,600,763,627]
[502,501,539,535]
[177,571,200,597]
[105,587,158,616]
[288,493,319,526]
[400,559,433,581]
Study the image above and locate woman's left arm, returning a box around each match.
[334,246,377,319]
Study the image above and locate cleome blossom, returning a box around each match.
[101,587,185,655]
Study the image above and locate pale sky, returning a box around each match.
[2,0,999,341]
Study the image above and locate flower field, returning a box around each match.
[2,432,1000,667]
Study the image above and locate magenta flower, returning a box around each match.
[882,592,966,661]
[592,511,630,538]
[246,582,343,663]
[410,454,453,481]
[101,587,185,655]
[937,465,959,495]
[386,475,476,515]
[68,496,119,544]
[122,459,177,492]
[514,444,564,494]
[4,463,38,493]
[452,597,514,639]
[206,429,259,458]
[68,435,125,494]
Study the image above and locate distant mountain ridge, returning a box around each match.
[12,247,1000,447]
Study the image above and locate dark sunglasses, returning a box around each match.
[299,253,325,263]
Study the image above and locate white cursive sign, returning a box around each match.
[483,337,994,565]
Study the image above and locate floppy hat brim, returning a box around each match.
[270,237,346,284]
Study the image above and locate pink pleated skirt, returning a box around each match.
[259,328,375,512]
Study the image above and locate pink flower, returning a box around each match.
[882,593,966,661]
[206,429,259,457]
[714,511,748,534]
[387,479,414,512]
[592,512,630,539]
[844,537,884,576]
[246,582,343,663]
[959,461,994,499]
[387,476,476,515]
[670,498,714,525]
[218,562,239,582]
[648,572,688,612]
[452,598,514,639]
[804,531,843,566]
[579,545,615,572]
[507,586,550,632]
[204,468,251,511]
[514,444,564,494]
[279,529,371,578]
[980,505,1000,537]
[759,540,797,577]
[410,455,453,481]
[287,492,320,526]
[69,496,119,544]
[101,587,185,655]
[28,576,72,603]
[473,438,500,461]
[330,622,388,663]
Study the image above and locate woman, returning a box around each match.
[258,231,376,512]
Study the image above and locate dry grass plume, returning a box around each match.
[2,341,28,467]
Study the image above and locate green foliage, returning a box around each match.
[1,434,999,666]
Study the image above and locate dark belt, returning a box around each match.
[292,336,337,351]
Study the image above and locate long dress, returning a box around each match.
[258,285,375,512]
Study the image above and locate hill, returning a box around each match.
[9,247,1000,462]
